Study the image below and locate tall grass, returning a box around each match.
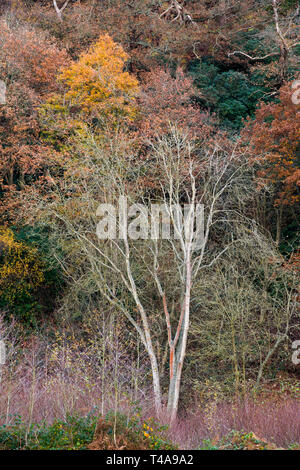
[169,398,300,449]
[0,316,299,449]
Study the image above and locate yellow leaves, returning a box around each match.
[40,34,139,150]
[0,227,45,304]
[57,34,139,122]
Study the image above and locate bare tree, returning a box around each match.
[37,130,256,421]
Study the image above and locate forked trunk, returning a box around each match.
[167,253,192,422]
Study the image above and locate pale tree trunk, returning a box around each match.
[73,224,163,416]
[156,182,195,423]
[148,347,162,415]
[167,244,192,421]
[53,0,70,22]
[121,206,163,415]
[271,0,289,79]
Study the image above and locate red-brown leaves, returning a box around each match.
[245,79,300,206]
[0,19,69,221]
[138,67,214,141]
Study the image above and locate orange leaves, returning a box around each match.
[246,79,300,206]
[57,34,139,122]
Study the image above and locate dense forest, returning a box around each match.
[0,0,299,451]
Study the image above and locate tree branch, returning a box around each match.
[53,0,70,21]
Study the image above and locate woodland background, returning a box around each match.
[0,0,299,450]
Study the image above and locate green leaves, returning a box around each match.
[189,60,269,130]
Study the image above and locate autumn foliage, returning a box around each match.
[0,0,299,437]
[54,34,139,123]
[246,79,300,206]
[0,19,68,220]
[139,67,214,140]
[0,227,44,306]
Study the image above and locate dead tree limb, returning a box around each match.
[160,1,196,25]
